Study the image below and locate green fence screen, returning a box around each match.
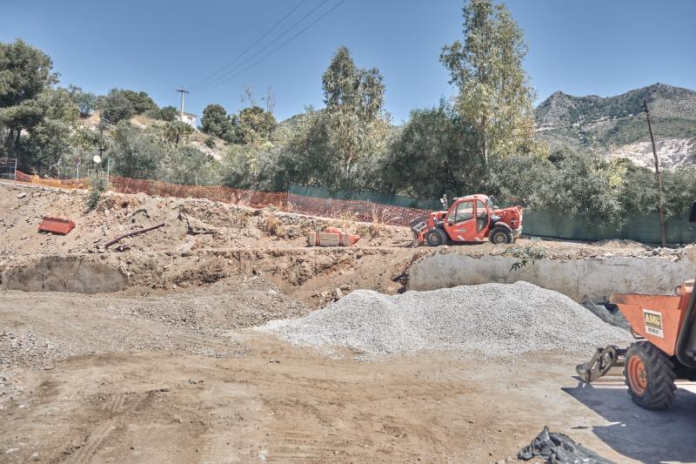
[523,210,696,245]
[289,185,696,245]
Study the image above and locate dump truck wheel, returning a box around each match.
[489,228,512,245]
[425,228,446,247]
[624,342,676,410]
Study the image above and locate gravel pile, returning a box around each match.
[264,282,632,358]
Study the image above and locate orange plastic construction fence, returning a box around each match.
[15,171,90,190]
[14,171,431,227]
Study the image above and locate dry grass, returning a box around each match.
[261,214,284,237]
[336,211,359,230]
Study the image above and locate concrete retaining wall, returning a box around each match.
[2,256,128,294]
[409,250,696,302]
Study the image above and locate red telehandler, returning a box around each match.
[411,194,523,247]
[576,201,696,409]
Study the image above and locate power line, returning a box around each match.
[193,0,347,94]
[191,0,332,93]
[188,0,308,91]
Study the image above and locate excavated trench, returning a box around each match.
[0,248,419,305]
[3,246,694,306]
[2,256,128,294]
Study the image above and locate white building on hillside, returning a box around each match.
[179,112,197,129]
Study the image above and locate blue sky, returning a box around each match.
[2,0,695,124]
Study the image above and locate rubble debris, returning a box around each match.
[38,217,75,235]
[518,426,615,464]
[105,223,165,249]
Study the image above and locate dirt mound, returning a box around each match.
[0,182,411,258]
[102,276,309,335]
[593,239,652,250]
[0,275,306,374]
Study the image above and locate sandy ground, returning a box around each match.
[3,182,696,463]
[2,289,696,464]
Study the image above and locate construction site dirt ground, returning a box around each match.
[2,181,696,463]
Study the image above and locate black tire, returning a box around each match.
[624,342,676,410]
[489,228,512,245]
[425,228,447,247]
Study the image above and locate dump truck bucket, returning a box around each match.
[611,291,689,356]
[38,217,76,235]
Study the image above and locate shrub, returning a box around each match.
[86,176,107,211]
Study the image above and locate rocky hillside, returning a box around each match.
[535,83,696,168]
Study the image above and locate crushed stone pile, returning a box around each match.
[264,281,632,358]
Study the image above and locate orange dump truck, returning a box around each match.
[576,202,696,410]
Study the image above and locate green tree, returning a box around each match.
[440,0,537,166]
[383,101,480,199]
[162,120,194,147]
[200,103,234,140]
[149,105,178,122]
[276,47,389,191]
[275,109,332,188]
[236,106,277,144]
[159,145,220,185]
[108,122,160,179]
[663,167,696,218]
[99,89,157,123]
[68,85,97,117]
[0,39,58,156]
[16,87,79,175]
[222,143,280,190]
[535,153,625,227]
[121,90,157,114]
[100,89,136,123]
[321,46,388,174]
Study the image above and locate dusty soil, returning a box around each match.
[0,288,653,464]
[2,181,696,463]
[3,287,694,464]
[0,181,672,308]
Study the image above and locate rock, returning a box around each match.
[17,192,27,199]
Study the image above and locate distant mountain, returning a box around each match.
[535,83,696,168]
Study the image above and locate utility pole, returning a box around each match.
[644,99,667,247]
[177,88,189,121]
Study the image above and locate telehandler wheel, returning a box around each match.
[489,228,512,245]
[425,228,447,247]
[624,342,676,410]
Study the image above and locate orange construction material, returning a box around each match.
[38,217,76,235]
[611,282,693,356]
[324,227,360,246]
[307,229,361,247]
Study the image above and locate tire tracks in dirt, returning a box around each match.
[62,391,148,464]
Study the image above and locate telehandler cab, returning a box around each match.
[576,200,696,409]
[411,194,523,247]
